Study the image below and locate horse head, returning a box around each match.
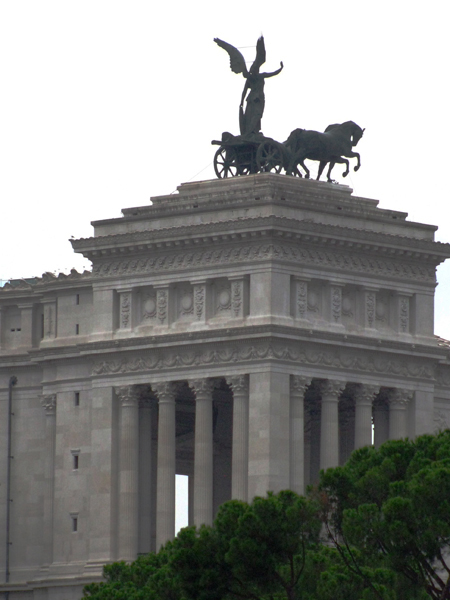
[348,122,365,146]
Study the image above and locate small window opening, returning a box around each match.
[75,324,79,335]
[72,517,78,532]
[73,455,79,470]
[74,392,80,406]
[17,328,21,332]
[76,294,80,305]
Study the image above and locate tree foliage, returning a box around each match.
[319,430,450,600]
[83,431,450,600]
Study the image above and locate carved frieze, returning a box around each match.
[156,288,169,325]
[296,280,308,319]
[434,409,449,432]
[92,243,436,282]
[330,286,342,323]
[120,292,131,329]
[399,296,410,333]
[92,341,435,380]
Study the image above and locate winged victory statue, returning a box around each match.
[214,36,283,136]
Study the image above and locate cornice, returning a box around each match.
[0,269,92,297]
[72,215,449,261]
[24,324,447,363]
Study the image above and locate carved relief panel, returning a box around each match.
[306,281,323,322]
[138,287,157,326]
[212,278,232,318]
[175,283,195,322]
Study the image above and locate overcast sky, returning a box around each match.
[1,1,450,339]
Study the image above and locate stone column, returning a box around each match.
[373,400,389,448]
[41,394,57,568]
[290,376,311,495]
[354,384,379,449]
[115,385,139,561]
[319,380,345,471]
[226,375,249,502]
[154,382,177,548]
[138,392,153,555]
[388,389,413,439]
[189,378,215,527]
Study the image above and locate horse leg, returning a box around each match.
[326,162,336,182]
[316,161,327,181]
[301,160,310,179]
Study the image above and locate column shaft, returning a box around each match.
[154,383,177,549]
[388,389,413,440]
[290,376,311,495]
[320,380,345,471]
[41,395,57,568]
[354,385,378,449]
[190,379,214,527]
[116,386,139,561]
[138,396,153,555]
[227,375,249,502]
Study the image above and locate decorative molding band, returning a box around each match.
[91,242,435,282]
[92,341,434,380]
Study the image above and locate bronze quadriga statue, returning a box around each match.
[213,36,364,182]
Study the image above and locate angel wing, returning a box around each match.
[214,38,248,76]
[250,36,266,73]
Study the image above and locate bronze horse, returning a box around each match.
[284,121,364,182]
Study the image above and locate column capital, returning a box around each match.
[41,394,56,415]
[189,378,215,400]
[388,388,413,408]
[115,385,139,407]
[352,383,380,406]
[291,375,312,395]
[319,379,346,398]
[226,374,249,395]
[152,381,178,402]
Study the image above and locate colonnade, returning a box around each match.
[113,376,414,559]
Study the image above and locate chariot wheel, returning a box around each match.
[214,146,239,178]
[256,141,283,174]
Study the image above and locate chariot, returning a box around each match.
[211,132,286,178]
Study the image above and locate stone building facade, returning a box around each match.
[2,174,450,599]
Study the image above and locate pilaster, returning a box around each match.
[115,385,140,561]
[40,394,57,569]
